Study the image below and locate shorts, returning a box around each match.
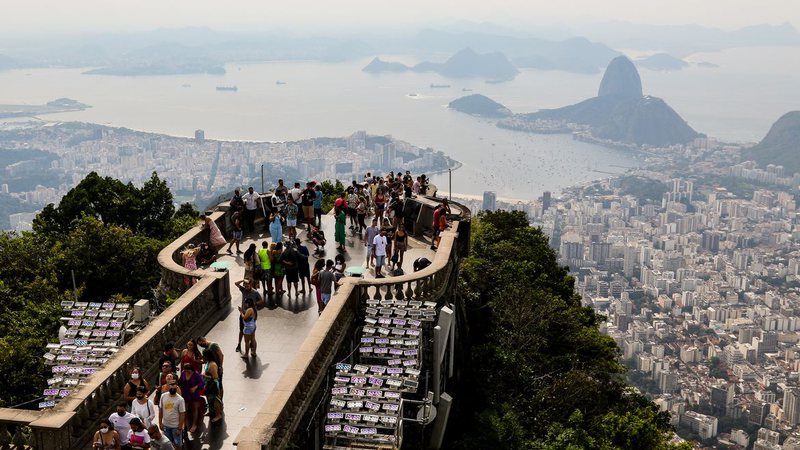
[366,245,374,258]
[239,316,244,332]
[348,207,357,217]
[303,206,314,220]
[315,208,323,218]
[233,230,243,240]
[322,293,332,305]
[286,269,299,283]
[287,219,297,227]
[261,269,272,282]
[164,427,183,447]
[375,255,386,266]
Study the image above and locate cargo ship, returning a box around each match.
[216,86,238,92]
[430,83,451,88]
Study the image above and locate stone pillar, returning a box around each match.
[29,412,74,450]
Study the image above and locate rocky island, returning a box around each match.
[499,56,699,148]
[744,111,800,174]
[363,48,519,81]
[448,94,512,118]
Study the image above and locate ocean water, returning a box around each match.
[1,46,797,199]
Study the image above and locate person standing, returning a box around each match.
[179,339,202,374]
[226,211,242,254]
[334,206,347,253]
[202,348,223,424]
[290,182,303,223]
[239,298,257,358]
[393,223,408,270]
[126,418,151,450]
[301,182,316,232]
[270,243,285,296]
[294,238,311,295]
[242,187,260,233]
[346,187,358,230]
[281,242,300,298]
[310,259,325,313]
[269,211,284,245]
[234,279,262,353]
[373,229,388,278]
[355,196,367,237]
[243,243,261,291]
[131,385,156,429]
[229,190,244,216]
[123,367,150,408]
[177,364,204,434]
[319,259,337,310]
[93,419,122,450]
[285,197,298,241]
[109,403,137,450]
[313,184,323,228]
[147,426,174,450]
[197,336,224,393]
[257,241,274,296]
[158,383,186,450]
[364,219,379,268]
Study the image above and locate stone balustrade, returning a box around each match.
[0,211,233,450]
[235,198,468,450]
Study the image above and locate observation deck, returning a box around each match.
[0,194,469,450]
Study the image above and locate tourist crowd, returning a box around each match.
[98,172,450,448]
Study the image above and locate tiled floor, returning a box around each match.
[177,214,435,449]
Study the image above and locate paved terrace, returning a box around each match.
[195,215,436,449]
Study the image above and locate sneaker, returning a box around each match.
[430,245,437,250]
[235,345,241,353]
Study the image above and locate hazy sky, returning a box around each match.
[2,0,799,35]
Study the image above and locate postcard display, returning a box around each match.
[323,298,438,449]
[39,301,134,409]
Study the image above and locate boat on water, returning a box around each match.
[216,86,238,92]
[430,83,451,88]
[408,93,418,97]
[182,84,191,88]
[462,88,473,92]
[276,81,287,85]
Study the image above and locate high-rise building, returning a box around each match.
[783,388,800,425]
[542,191,552,213]
[680,411,718,440]
[482,191,497,211]
[195,129,205,144]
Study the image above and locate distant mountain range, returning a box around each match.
[744,111,800,174]
[448,94,512,118]
[363,48,520,81]
[579,21,800,56]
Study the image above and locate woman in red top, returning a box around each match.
[180,338,203,373]
[374,191,386,221]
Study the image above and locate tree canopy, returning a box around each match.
[0,172,195,407]
[451,210,689,450]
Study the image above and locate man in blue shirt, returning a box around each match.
[313,185,323,228]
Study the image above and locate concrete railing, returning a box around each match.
[235,198,469,449]
[0,212,233,450]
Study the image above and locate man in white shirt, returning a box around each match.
[109,402,137,448]
[242,186,260,233]
[373,229,388,278]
